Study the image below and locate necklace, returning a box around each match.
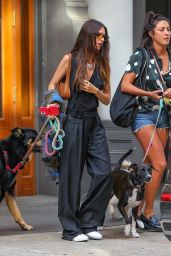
[87,62,94,70]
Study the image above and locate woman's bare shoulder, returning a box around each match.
[57,54,70,70]
[63,53,71,62]
[60,54,71,67]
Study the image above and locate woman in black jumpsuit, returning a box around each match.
[48,19,112,242]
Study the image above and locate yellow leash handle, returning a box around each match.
[163,97,171,106]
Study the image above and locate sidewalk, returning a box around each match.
[0,195,170,256]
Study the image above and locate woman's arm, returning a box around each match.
[121,72,163,100]
[81,80,111,105]
[48,54,70,90]
[95,82,111,105]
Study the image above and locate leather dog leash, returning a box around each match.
[3,116,59,173]
[2,118,51,173]
[22,116,59,163]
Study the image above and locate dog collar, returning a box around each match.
[3,150,24,173]
[129,175,142,189]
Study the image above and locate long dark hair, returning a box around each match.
[70,19,110,89]
[141,11,170,49]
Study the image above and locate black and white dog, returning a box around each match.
[108,149,152,238]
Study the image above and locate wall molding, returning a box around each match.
[64,0,88,21]
[65,0,88,8]
[64,0,89,40]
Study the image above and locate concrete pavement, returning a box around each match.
[0,195,170,256]
[0,226,170,256]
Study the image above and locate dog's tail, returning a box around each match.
[114,148,135,171]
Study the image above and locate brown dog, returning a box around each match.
[0,128,41,230]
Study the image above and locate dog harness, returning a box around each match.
[3,150,24,173]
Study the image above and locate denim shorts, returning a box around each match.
[131,108,170,133]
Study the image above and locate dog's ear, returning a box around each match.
[11,127,25,138]
[129,163,137,171]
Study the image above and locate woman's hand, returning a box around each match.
[163,88,171,99]
[81,80,98,94]
[81,79,111,105]
[148,89,163,100]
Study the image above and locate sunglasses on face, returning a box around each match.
[95,33,109,41]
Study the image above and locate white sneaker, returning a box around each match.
[86,231,103,240]
[136,219,144,229]
[72,234,89,242]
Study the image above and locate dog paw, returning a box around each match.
[22,224,33,231]
[132,231,140,238]
[136,219,144,229]
[19,223,33,231]
[108,206,116,220]
[109,213,116,220]
[124,224,131,236]
[97,226,103,231]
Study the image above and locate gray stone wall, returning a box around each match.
[133,0,145,50]
[35,0,73,195]
[35,0,89,195]
[35,0,143,196]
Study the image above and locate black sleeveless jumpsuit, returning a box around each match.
[58,56,112,241]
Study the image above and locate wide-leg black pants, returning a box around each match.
[58,113,112,240]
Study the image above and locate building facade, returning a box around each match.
[0,0,170,196]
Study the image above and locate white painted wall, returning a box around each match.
[87,0,133,120]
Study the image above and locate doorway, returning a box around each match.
[0,0,36,195]
[146,0,171,18]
